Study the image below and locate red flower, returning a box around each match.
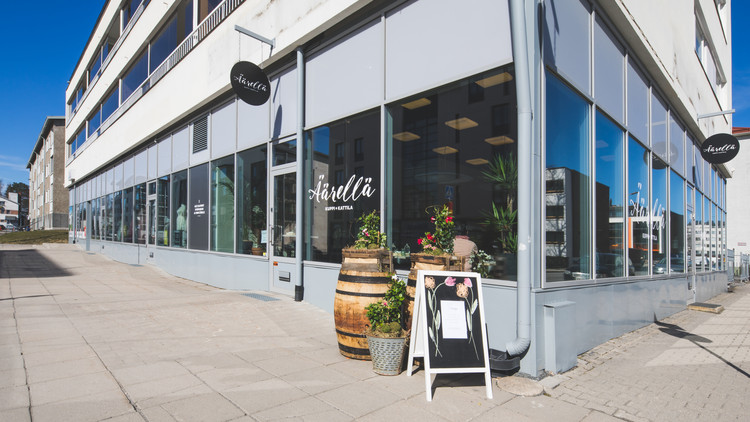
[417,238,423,245]
[446,216,453,222]
[427,234,434,240]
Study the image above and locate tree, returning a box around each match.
[5,182,29,226]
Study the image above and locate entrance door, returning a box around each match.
[147,181,156,246]
[269,169,297,293]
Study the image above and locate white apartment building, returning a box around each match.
[27,116,68,230]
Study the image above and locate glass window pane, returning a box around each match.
[102,88,119,123]
[172,170,188,248]
[546,72,590,281]
[651,93,668,159]
[387,66,518,279]
[123,188,133,243]
[306,110,380,264]
[104,193,114,241]
[150,16,177,73]
[594,18,624,122]
[695,193,703,271]
[157,176,170,246]
[122,51,148,101]
[687,185,693,273]
[92,198,100,240]
[711,202,717,270]
[237,145,267,255]
[134,184,147,244]
[211,156,234,252]
[651,154,668,274]
[669,116,684,176]
[595,112,625,278]
[669,172,685,273]
[198,0,222,22]
[544,0,591,94]
[628,137,649,275]
[627,60,649,143]
[273,173,296,258]
[704,196,710,270]
[188,164,209,250]
[88,110,101,137]
[273,140,296,166]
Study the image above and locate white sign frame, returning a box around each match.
[407,270,493,401]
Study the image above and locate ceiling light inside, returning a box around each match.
[466,158,489,165]
[393,131,420,142]
[401,97,432,109]
[475,72,513,88]
[484,135,515,146]
[433,146,459,155]
[445,117,478,130]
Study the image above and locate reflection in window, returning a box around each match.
[669,117,684,176]
[669,172,684,273]
[387,65,517,279]
[134,183,147,244]
[157,176,170,246]
[149,0,193,73]
[651,155,667,274]
[273,140,296,166]
[172,171,188,248]
[211,156,234,253]
[237,146,267,255]
[104,193,114,241]
[102,88,119,123]
[273,173,296,258]
[122,51,148,101]
[123,188,134,243]
[704,196,710,270]
[628,138,649,275]
[595,112,624,278]
[546,71,590,281]
[627,60,649,143]
[198,0,222,22]
[91,198,100,240]
[711,202,717,270]
[686,185,694,273]
[306,110,380,263]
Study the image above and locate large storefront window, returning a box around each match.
[172,171,188,248]
[157,176,170,246]
[237,146,267,255]
[104,194,114,241]
[594,111,625,278]
[388,66,518,277]
[687,185,694,273]
[628,138,649,275]
[92,198,100,240]
[189,164,209,250]
[134,183,147,244]
[211,156,234,253]
[651,155,667,274]
[306,110,380,264]
[546,71,590,281]
[123,188,134,243]
[113,191,123,242]
[704,196,710,270]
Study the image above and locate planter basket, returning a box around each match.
[366,334,408,376]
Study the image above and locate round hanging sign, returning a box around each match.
[230,61,270,105]
[700,133,739,164]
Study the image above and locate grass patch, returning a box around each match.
[0,230,69,244]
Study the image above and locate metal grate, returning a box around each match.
[241,293,279,302]
[192,116,208,153]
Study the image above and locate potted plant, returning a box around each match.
[481,153,518,277]
[334,210,393,360]
[364,274,408,375]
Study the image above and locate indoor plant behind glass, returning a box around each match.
[364,274,408,375]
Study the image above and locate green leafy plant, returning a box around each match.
[470,249,494,278]
[353,210,387,249]
[365,274,407,337]
[483,202,517,253]
[417,205,456,255]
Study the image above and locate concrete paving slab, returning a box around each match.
[0,385,29,411]
[251,396,350,422]
[315,381,403,418]
[25,356,106,384]
[224,378,310,415]
[29,390,134,422]
[29,371,122,406]
[159,392,246,422]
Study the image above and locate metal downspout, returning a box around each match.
[506,0,532,357]
[294,47,305,302]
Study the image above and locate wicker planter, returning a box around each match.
[366,333,408,375]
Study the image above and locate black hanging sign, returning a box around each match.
[230,61,270,105]
[407,270,492,401]
[700,133,739,164]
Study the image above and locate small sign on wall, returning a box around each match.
[700,133,739,164]
[230,61,270,105]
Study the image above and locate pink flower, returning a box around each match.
[445,277,456,286]
[382,300,388,306]
[463,278,472,287]
[431,217,436,222]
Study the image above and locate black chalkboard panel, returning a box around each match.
[422,274,484,369]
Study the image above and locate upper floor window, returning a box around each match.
[198,0,222,23]
[150,0,194,73]
[122,0,144,30]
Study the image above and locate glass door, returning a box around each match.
[147,181,156,245]
[269,169,296,293]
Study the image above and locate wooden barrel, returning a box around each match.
[334,248,393,360]
[404,253,466,330]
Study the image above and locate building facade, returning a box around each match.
[65,0,732,376]
[0,192,20,229]
[28,117,68,230]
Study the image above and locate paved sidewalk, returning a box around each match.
[1,244,748,421]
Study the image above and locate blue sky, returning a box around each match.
[0,1,748,189]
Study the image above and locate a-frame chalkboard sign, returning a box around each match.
[407,270,493,401]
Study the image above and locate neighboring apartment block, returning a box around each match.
[27,116,68,230]
[63,0,732,377]
[0,192,20,229]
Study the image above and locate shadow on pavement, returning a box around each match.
[655,318,750,379]
[0,249,72,278]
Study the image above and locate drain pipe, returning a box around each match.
[506,0,532,357]
[294,46,305,302]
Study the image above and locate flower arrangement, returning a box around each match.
[470,249,494,278]
[364,274,407,337]
[417,205,455,255]
[424,275,479,359]
[353,210,387,249]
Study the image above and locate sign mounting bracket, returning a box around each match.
[234,25,275,49]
